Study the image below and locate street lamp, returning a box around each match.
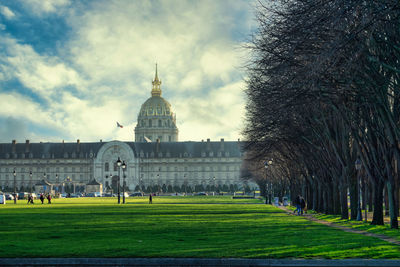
[264,160,273,204]
[13,169,17,204]
[116,157,122,204]
[29,171,33,193]
[355,159,362,221]
[213,176,216,196]
[56,173,59,193]
[122,161,127,204]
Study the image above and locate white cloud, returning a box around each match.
[0,0,254,142]
[21,0,71,16]
[0,36,82,98]
[173,81,246,141]
[0,5,15,19]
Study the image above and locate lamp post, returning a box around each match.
[56,173,58,193]
[122,161,126,204]
[184,174,187,195]
[116,157,122,204]
[13,169,17,204]
[264,160,273,204]
[110,173,113,196]
[29,171,33,193]
[355,159,362,221]
[213,176,216,196]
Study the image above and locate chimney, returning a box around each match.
[206,138,211,150]
[77,139,80,152]
[220,138,224,150]
[12,140,16,153]
[100,139,102,143]
[25,140,30,153]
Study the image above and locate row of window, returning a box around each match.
[139,173,235,179]
[140,119,172,128]
[3,152,93,159]
[139,165,239,172]
[138,151,232,158]
[0,166,90,173]
[0,173,85,181]
[141,107,171,116]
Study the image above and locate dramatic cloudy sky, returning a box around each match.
[0,0,256,143]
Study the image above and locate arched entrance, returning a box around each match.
[111,175,120,192]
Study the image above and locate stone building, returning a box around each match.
[0,67,255,193]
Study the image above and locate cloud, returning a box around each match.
[0,5,16,19]
[0,0,254,143]
[20,0,71,16]
[0,117,29,142]
[173,81,246,141]
[0,36,82,98]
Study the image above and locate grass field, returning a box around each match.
[0,196,399,258]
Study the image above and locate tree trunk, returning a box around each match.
[368,184,373,212]
[349,175,358,220]
[384,185,390,216]
[340,180,349,220]
[387,180,398,229]
[371,179,384,225]
[312,183,317,211]
[361,177,366,210]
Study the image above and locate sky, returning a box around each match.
[0,0,257,143]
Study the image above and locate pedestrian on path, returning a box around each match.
[149,194,152,204]
[40,193,44,204]
[293,195,301,215]
[300,196,306,215]
[47,194,52,204]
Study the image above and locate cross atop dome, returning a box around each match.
[151,63,162,97]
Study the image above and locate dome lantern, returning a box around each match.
[151,63,162,97]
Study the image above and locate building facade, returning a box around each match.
[0,68,252,193]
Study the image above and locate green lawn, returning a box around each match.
[0,196,399,258]
[314,213,400,242]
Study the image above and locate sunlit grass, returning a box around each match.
[314,213,400,241]
[0,197,399,258]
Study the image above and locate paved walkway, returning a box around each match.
[278,206,400,246]
[2,258,400,266]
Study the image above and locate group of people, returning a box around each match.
[293,195,306,215]
[27,193,52,204]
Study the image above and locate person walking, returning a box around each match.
[293,195,301,215]
[27,194,34,204]
[47,194,52,204]
[300,196,306,215]
[149,194,152,204]
[40,193,44,204]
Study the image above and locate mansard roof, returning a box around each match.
[130,140,243,158]
[0,141,103,159]
[35,179,52,186]
[0,140,243,159]
[87,179,101,185]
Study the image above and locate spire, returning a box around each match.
[151,63,162,97]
